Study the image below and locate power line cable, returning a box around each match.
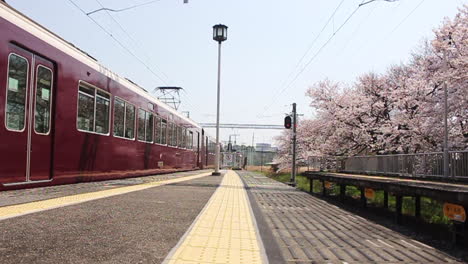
[93,0,172,84]
[386,0,425,37]
[68,0,203,117]
[92,0,202,116]
[259,3,364,117]
[67,0,167,84]
[349,0,424,64]
[257,0,346,118]
[86,0,160,15]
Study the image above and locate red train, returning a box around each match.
[0,2,216,191]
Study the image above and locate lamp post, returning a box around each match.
[212,24,228,176]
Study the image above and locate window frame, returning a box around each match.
[112,96,136,141]
[154,115,167,146]
[33,64,54,135]
[160,118,168,146]
[189,131,194,150]
[137,108,154,143]
[76,80,111,136]
[5,53,30,133]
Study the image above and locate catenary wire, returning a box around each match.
[258,2,365,118]
[67,0,167,84]
[86,0,160,15]
[68,0,203,118]
[92,0,203,117]
[257,0,346,118]
[93,0,172,84]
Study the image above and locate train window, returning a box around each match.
[146,111,154,143]
[182,128,186,148]
[189,131,194,149]
[137,109,153,143]
[170,123,176,146]
[161,119,167,144]
[177,126,182,148]
[167,122,172,146]
[113,98,125,138]
[5,53,29,131]
[34,66,53,134]
[95,92,110,134]
[125,104,135,139]
[77,82,110,135]
[154,116,161,144]
[138,109,145,141]
[173,124,177,146]
[77,86,95,132]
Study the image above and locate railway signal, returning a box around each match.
[284,115,292,129]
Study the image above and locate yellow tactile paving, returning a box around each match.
[164,170,266,264]
[0,172,212,221]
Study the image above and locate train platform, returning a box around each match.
[0,170,466,263]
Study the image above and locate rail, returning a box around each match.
[307,151,468,178]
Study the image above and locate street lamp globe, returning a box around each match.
[213,24,228,43]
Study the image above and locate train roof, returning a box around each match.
[0,1,201,129]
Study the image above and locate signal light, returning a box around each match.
[284,115,292,129]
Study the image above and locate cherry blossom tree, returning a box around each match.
[275,5,467,166]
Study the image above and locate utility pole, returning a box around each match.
[290,103,297,186]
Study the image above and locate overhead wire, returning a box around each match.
[257,0,346,118]
[349,0,424,65]
[386,0,425,37]
[93,0,172,84]
[86,0,160,15]
[67,0,203,119]
[258,2,365,118]
[67,0,167,84]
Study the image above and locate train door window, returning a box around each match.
[161,119,167,144]
[34,66,53,134]
[137,109,153,143]
[5,53,29,131]
[113,98,125,138]
[77,82,110,135]
[125,104,135,139]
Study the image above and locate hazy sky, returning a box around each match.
[7,0,466,146]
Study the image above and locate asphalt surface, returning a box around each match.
[0,173,222,264]
[0,170,212,207]
[238,171,466,264]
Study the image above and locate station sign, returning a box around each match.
[364,188,375,199]
[443,203,466,222]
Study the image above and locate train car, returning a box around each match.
[0,2,215,191]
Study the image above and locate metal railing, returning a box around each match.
[307,151,468,178]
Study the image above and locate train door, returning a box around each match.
[1,45,54,184]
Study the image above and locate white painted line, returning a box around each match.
[366,239,382,248]
[377,239,395,248]
[400,240,420,249]
[411,239,434,249]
